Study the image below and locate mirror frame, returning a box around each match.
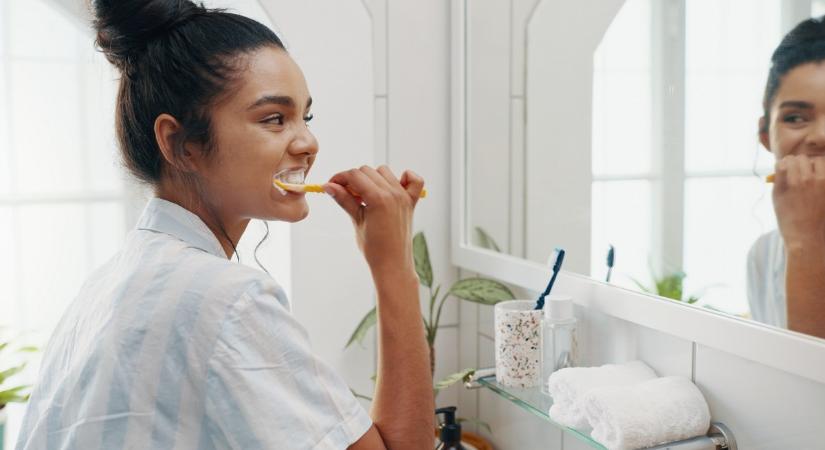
[449,0,825,383]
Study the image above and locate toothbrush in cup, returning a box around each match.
[535,248,566,310]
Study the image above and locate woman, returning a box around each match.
[748,15,825,339]
[15,1,433,449]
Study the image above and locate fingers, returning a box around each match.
[323,181,362,220]
[815,157,825,183]
[327,165,424,211]
[359,165,394,193]
[798,155,813,184]
[327,167,387,207]
[776,155,822,189]
[376,165,401,187]
[399,169,425,206]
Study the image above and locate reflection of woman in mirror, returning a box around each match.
[748,16,825,339]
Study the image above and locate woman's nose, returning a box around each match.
[288,126,319,157]
[806,117,825,149]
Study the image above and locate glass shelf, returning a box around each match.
[475,375,607,449]
[473,375,735,450]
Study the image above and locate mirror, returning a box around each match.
[464,0,825,337]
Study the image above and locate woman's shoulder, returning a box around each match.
[748,229,782,261]
[211,259,289,307]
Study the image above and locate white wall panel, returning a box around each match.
[695,344,825,449]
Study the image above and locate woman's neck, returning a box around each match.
[155,185,250,260]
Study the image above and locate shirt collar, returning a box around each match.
[135,197,227,259]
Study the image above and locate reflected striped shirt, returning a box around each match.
[16,197,371,450]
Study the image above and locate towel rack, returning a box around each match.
[463,368,737,450]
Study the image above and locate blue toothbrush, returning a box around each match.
[535,248,566,310]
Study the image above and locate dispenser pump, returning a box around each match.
[435,406,464,449]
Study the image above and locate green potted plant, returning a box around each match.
[345,231,515,439]
[631,268,700,304]
[0,336,36,449]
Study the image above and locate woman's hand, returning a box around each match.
[324,166,425,276]
[772,155,825,339]
[773,155,825,249]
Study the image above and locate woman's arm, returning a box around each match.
[785,240,825,338]
[773,155,825,338]
[325,166,433,450]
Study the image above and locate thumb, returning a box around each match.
[324,182,362,220]
[400,170,425,207]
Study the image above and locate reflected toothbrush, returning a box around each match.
[605,245,615,282]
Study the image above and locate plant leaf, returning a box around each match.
[655,271,686,301]
[413,232,433,288]
[628,276,653,294]
[457,417,493,435]
[18,346,38,353]
[474,227,502,253]
[349,388,373,402]
[0,385,30,406]
[448,278,515,305]
[345,307,376,349]
[0,363,26,385]
[434,368,476,391]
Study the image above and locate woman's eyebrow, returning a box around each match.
[779,100,814,109]
[247,95,313,111]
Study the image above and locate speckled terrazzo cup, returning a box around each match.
[494,300,543,388]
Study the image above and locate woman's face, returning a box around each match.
[199,46,318,223]
[761,62,825,159]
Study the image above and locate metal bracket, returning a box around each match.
[463,367,496,389]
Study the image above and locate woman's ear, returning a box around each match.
[154,113,202,172]
[758,116,771,152]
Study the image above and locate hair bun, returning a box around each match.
[93,0,204,71]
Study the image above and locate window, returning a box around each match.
[1,0,124,445]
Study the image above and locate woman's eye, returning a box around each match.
[782,113,806,124]
[304,113,314,123]
[263,115,284,125]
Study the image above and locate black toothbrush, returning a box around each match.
[535,248,566,310]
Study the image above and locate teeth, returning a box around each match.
[284,172,305,184]
[274,169,306,184]
[273,168,307,195]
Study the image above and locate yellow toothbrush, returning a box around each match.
[766,174,775,183]
[273,179,427,198]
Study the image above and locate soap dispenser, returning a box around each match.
[435,406,464,449]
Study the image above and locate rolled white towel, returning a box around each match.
[581,376,711,450]
[547,361,657,430]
